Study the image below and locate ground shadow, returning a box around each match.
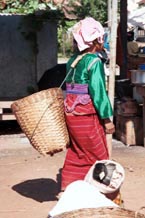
[12,177,60,202]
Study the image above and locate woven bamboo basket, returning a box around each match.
[11,87,70,155]
[52,207,145,218]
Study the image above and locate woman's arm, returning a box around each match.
[88,59,113,119]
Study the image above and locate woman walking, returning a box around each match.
[61,17,115,191]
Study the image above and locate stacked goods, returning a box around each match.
[116,97,139,116]
[115,114,143,146]
[115,97,143,146]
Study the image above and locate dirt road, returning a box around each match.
[0,132,145,218]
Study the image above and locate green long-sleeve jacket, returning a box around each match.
[66,53,113,119]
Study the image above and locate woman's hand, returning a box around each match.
[103,118,115,134]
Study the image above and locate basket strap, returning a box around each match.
[30,100,55,143]
[70,53,88,68]
[59,67,73,88]
[59,53,88,88]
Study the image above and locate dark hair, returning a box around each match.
[93,162,116,186]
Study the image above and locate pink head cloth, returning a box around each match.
[72,17,105,51]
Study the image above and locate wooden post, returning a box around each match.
[106,134,112,159]
[120,0,127,79]
[107,0,112,28]
[107,0,118,159]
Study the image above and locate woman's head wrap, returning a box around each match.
[72,17,104,51]
[84,160,125,194]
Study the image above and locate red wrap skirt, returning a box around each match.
[61,94,109,190]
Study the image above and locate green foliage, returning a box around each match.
[74,0,108,25]
[0,0,108,25]
[0,0,57,14]
[0,0,108,57]
[57,20,75,57]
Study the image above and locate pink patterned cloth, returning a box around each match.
[72,17,104,51]
[64,83,95,114]
[64,94,91,113]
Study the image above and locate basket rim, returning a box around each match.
[52,207,145,218]
[11,87,64,112]
[11,87,62,106]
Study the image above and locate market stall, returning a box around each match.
[126,6,145,146]
[115,4,145,147]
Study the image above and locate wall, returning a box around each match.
[0,15,57,99]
